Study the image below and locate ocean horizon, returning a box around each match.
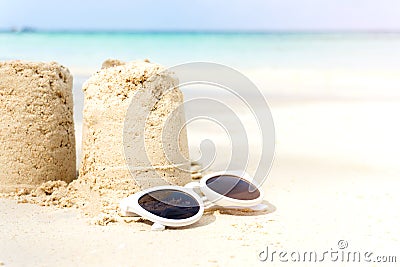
[1,31,400,74]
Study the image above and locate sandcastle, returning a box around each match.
[78,59,191,200]
[0,59,193,223]
[0,60,76,193]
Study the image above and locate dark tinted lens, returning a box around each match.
[138,189,200,220]
[206,175,260,200]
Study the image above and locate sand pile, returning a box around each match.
[79,59,191,192]
[75,59,192,222]
[0,60,76,193]
[1,59,197,225]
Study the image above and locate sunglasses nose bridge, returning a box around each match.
[184,181,202,196]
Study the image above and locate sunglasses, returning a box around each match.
[120,171,264,230]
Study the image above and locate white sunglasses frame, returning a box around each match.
[120,171,264,230]
[120,185,205,228]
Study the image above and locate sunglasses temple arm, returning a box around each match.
[151,222,166,231]
[119,197,140,217]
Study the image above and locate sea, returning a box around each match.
[1,32,400,72]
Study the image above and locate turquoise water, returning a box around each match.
[1,32,400,72]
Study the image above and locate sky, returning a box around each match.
[0,0,400,31]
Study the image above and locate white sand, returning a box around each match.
[1,68,400,266]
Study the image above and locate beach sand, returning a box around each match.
[1,68,400,266]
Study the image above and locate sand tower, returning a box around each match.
[0,61,76,193]
[78,59,191,199]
